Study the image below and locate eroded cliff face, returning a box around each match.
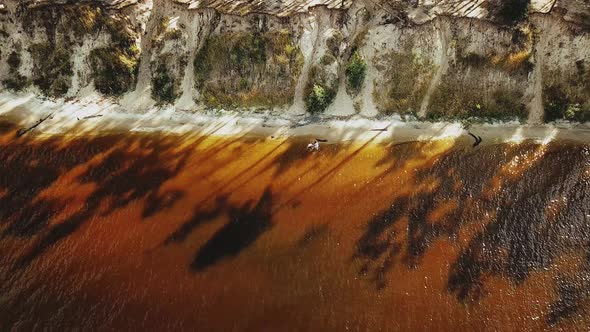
[0,0,588,124]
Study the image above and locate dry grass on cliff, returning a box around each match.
[372,50,433,116]
[543,67,590,123]
[426,26,533,122]
[193,29,304,109]
[428,73,527,122]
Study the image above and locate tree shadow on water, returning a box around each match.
[354,142,509,289]
[190,188,274,272]
[164,195,230,245]
[547,259,590,326]
[354,141,590,324]
[355,198,408,290]
[0,136,114,238]
[447,145,589,304]
[11,135,193,269]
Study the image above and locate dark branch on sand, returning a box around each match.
[77,114,103,121]
[370,126,389,132]
[15,113,53,137]
[468,132,483,147]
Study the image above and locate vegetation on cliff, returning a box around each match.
[149,17,187,104]
[493,0,531,25]
[304,34,341,114]
[0,1,586,126]
[194,29,304,109]
[90,45,139,96]
[22,4,140,97]
[345,51,367,95]
[151,62,177,104]
[427,26,533,121]
[304,64,338,114]
[89,13,140,96]
[2,51,30,92]
[151,54,188,104]
[29,43,73,97]
[428,77,527,121]
[543,65,590,123]
[372,49,433,116]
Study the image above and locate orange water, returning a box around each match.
[0,122,588,331]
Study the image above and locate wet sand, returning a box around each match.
[0,122,589,331]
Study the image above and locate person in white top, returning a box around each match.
[307,140,320,151]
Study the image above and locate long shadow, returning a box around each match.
[164,195,229,245]
[142,190,185,219]
[191,188,274,272]
[11,133,194,268]
[447,144,589,303]
[354,140,590,319]
[353,143,590,325]
[228,142,321,194]
[275,134,381,212]
[354,142,503,286]
[548,257,590,326]
[177,136,266,194]
[0,135,115,238]
[355,197,408,289]
[192,140,287,207]
[193,139,337,210]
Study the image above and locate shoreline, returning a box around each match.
[1,92,589,145]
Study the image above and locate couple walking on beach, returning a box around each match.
[307,138,328,152]
[307,140,320,151]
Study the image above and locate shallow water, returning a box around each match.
[0,122,589,331]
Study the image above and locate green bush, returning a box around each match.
[104,17,136,49]
[7,51,21,70]
[89,46,139,96]
[153,16,184,49]
[63,4,104,37]
[345,51,367,94]
[320,54,336,66]
[495,0,530,25]
[304,64,337,114]
[29,43,73,97]
[3,51,30,92]
[564,104,590,122]
[151,63,177,104]
[193,39,212,90]
[3,76,29,92]
[543,83,590,123]
[165,29,182,40]
[306,84,335,114]
[326,33,343,57]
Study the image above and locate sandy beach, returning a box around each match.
[0,92,589,144]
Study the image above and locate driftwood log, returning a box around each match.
[15,113,53,137]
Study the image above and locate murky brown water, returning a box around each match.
[0,121,589,331]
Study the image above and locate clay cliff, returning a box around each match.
[0,0,588,124]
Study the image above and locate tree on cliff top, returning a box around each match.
[493,0,531,25]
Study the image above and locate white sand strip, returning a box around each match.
[0,92,588,145]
